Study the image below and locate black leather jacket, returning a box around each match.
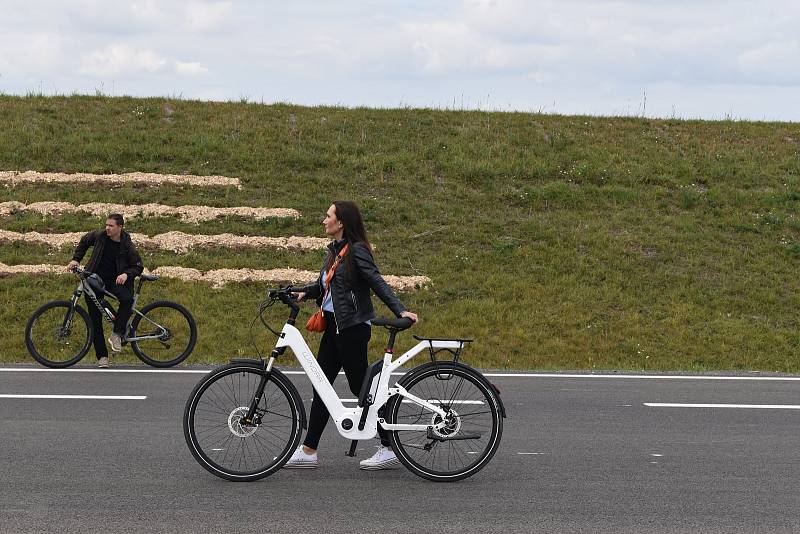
[72,229,144,286]
[298,239,406,332]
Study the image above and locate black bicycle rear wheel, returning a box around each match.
[129,300,197,367]
[25,301,92,368]
[386,362,503,482]
[183,363,304,481]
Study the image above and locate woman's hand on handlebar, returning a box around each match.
[400,310,418,323]
[291,291,306,301]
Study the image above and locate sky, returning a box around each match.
[1,0,798,121]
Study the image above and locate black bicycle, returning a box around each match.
[25,266,197,368]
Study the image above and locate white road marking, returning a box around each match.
[483,373,800,381]
[2,368,800,381]
[0,368,210,374]
[650,454,663,457]
[644,403,800,410]
[0,394,146,400]
[517,452,548,455]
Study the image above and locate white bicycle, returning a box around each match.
[183,286,505,482]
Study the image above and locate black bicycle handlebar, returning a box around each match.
[372,316,415,330]
[267,286,300,313]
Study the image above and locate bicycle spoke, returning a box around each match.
[389,366,502,481]
[185,366,300,480]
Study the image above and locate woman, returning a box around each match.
[285,200,418,470]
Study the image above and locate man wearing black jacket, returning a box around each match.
[66,214,144,368]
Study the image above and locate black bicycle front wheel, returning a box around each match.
[183,363,304,481]
[129,300,197,367]
[386,362,503,482]
[25,301,92,368]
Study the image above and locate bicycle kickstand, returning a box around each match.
[346,440,358,457]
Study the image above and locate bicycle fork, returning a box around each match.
[240,350,282,427]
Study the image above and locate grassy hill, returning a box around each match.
[1,94,799,371]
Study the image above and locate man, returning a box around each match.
[66,214,143,368]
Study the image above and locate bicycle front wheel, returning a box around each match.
[183,363,304,481]
[386,362,503,482]
[129,300,197,367]
[25,301,92,368]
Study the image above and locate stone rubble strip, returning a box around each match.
[0,171,242,189]
[0,201,300,224]
[0,262,431,291]
[0,229,328,253]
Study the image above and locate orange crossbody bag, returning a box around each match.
[305,244,349,332]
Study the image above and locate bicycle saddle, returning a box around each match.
[85,273,106,292]
[140,274,159,281]
[371,317,414,330]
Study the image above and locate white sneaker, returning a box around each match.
[108,333,122,353]
[282,446,318,469]
[97,356,110,369]
[359,446,400,470]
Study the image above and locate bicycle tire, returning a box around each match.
[386,362,503,482]
[129,300,197,367]
[25,300,92,368]
[183,363,304,481]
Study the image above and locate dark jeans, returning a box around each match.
[85,284,133,359]
[303,311,390,450]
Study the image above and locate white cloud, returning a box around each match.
[738,40,800,85]
[79,44,168,76]
[175,61,209,76]
[184,1,234,32]
[0,32,63,75]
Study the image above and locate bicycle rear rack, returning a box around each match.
[412,335,473,380]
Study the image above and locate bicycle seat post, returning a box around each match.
[386,329,398,354]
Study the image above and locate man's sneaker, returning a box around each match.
[282,447,318,469]
[97,356,110,369]
[108,333,122,353]
[359,446,400,470]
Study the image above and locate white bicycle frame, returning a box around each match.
[273,323,463,440]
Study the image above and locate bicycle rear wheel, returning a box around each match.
[129,300,197,367]
[183,363,304,481]
[386,362,503,482]
[25,301,92,368]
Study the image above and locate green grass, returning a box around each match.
[1,95,799,371]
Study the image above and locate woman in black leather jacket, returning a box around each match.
[285,200,418,470]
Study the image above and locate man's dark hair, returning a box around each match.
[107,214,125,226]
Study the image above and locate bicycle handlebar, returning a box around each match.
[267,286,300,313]
[70,266,88,279]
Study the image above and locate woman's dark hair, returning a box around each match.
[326,200,372,277]
[107,213,125,226]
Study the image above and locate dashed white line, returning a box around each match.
[644,403,800,410]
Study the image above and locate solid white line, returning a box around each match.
[0,394,146,400]
[1,368,799,381]
[0,368,209,374]
[644,403,800,409]
[482,373,800,381]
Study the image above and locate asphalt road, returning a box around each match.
[1,365,798,533]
